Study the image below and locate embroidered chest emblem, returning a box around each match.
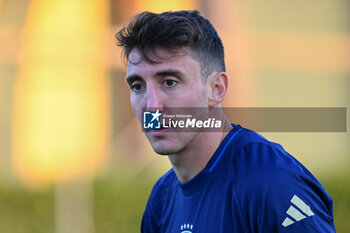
[180,223,194,233]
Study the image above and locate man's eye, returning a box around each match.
[131,83,144,92]
[163,80,177,87]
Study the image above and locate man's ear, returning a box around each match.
[207,72,229,107]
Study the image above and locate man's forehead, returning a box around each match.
[127,47,191,65]
[126,47,202,79]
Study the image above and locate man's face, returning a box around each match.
[126,47,209,155]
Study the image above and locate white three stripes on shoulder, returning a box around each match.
[291,195,315,217]
[282,195,315,227]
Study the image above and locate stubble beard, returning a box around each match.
[147,131,200,156]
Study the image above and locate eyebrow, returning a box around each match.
[155,69,183,78]
[126,69,183,85]
[126,74,142,86]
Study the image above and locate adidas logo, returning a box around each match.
[282,195,315,227]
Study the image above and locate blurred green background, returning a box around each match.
[0,0,349,232]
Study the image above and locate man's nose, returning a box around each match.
[146,85,163,110]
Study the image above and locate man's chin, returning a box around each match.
[151,146,179,155]
[149,141,183,155]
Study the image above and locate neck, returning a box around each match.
[168,119,232,183]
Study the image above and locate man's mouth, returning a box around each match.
[146,125,171,136]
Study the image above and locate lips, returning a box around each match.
[146,123,174,136]
[148,127,170,137]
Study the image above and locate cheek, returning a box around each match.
[177,89,207,107]
[130,95,142,120]
[190,85,208,106]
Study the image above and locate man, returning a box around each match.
[116,10,336,233]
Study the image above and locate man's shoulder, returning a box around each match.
[147,168,177,208]
[227,127,335,232]
[230,126,332,210]
[154,168,177,190]
[228,126,293,167]
[227,126,319,195]
[230,126,297,166]
[233,125,282,148]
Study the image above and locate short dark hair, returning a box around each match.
[116,10,226,78]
